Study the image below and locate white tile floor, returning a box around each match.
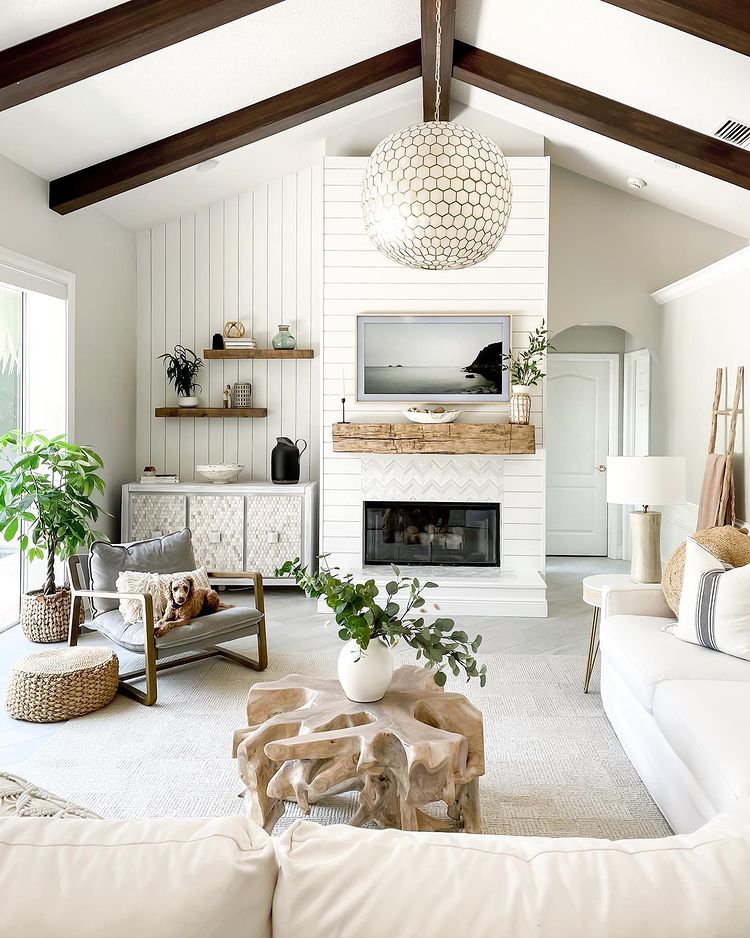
[0,555,626,770]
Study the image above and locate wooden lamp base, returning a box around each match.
[630,510,662,584]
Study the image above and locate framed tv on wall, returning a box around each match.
[357,314,512,403]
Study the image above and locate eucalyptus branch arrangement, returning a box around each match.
[503,321,555,387]
[158,345,203,397]
[277,556,487,688]
[0,431,108,596]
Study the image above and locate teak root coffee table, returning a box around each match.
[233,665,485,833]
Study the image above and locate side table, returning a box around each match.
[582,574,662,693]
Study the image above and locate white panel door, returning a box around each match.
[546,355,617,556]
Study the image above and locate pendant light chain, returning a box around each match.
[434,0,442,122]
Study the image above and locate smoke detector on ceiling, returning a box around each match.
[713,118,750,150]
[627,176,647,190]
[196,159,220,172]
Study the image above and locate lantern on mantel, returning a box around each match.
[361,1,512,270]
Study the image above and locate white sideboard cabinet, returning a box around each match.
[121,482,317,583]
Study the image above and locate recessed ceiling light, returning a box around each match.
[627,176,647,190]
[196,159,220,172]
[654,157,680,170]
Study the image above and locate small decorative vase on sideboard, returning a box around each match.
[271,437,307,484]
[509,384,532,425]
[272,325,296,350]
[337,638,394,702]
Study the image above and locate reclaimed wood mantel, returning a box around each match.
[331,422,536,455]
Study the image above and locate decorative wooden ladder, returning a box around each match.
[708,366,744,526]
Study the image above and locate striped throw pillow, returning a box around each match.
[670,538,750,661]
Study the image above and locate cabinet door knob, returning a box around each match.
[597,465,606,472]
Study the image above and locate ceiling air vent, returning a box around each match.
[713,118,750,150]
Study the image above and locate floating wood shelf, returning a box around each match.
[155,407,267,418]
[203,348,314,360]
[332,422,536,455]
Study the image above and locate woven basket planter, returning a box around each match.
[5,647,119,723]
[20,588,73,643]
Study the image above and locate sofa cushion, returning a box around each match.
[93,604,262,653]
[600,614,750,712]
[89,529,196,614]
[273,801,750,938]
[0,815,276,938]
[670,538,750,661]
[653,681,750,815]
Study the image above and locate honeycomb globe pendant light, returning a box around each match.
[361,1,512,270]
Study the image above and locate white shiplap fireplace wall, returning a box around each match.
[321,156,549,615]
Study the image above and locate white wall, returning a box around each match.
[0,154,136,536]
[136,164,322,485]
[321,155,549,575]
[653,249,750,549]
[548,166,746,354]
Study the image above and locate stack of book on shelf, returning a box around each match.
[139,473,179,484]
[223,338,256,350]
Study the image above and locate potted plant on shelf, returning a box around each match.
[0,431,108,643]
[276,556,486,702]
[503,321,555,425]
[159,345,203,407]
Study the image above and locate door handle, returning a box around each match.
[597,465,606,472]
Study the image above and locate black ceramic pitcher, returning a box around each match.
[271,437,307,484]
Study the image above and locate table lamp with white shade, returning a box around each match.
[607,456,687,583]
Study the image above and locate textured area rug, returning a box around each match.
[17,650,671,839]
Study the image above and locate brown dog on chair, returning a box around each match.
[154,575,221,637]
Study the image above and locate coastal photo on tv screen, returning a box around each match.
[357,314,511,403]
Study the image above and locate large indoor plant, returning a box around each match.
[503,322,555,425]
[159,344,203,407]
[0,431,108,642]
[277,557,486,702]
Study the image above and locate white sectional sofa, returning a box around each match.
[2,806,750,937]
[600,583,750,834]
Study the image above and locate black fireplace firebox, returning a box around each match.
[363,501,500,567]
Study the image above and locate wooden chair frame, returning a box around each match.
[67,557,267,706]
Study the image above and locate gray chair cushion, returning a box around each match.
[91,605,262,654]
[89,529,196,615]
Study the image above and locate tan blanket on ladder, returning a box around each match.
[696,453,735,531]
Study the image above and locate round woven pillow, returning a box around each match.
[5,647,118,723]
[661,525,750,614]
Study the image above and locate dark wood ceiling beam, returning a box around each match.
[0,0,285,112]
[49,41,422,214]
[421,0,456,121]
[602,1,750,57]
[453,40,750,190]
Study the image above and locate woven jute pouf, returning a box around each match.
[662,525,750,614]
[5,647,119,723]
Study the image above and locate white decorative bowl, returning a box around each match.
[403,409,462,424]
[178,395,200,408]
[196,464,243,484]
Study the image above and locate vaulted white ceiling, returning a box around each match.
[1,0,749,235]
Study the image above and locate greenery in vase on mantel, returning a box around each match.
[277,556,487,688]
[503,321,555,388]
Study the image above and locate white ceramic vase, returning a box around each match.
[509,384,532,425]
[337,638,394,702]
[178,395,200,408]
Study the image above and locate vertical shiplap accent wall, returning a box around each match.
[321,156,550,574]
[136,164,323,483]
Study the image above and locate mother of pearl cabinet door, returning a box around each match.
[189,495,244,571]
[130,494,187,542]
[246,495,303,576]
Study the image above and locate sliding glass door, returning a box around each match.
[0,265,69,630]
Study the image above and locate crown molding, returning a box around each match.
[651,245,750,305]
